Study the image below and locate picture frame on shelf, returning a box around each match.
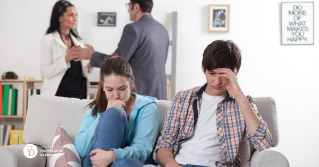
[97,12,116,26]
[281,2,314,45]
[208,4,230,32]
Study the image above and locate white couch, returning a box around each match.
[0,95,289,167]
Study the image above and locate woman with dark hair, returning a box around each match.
[40,0,92,99]
[74,55,160,167]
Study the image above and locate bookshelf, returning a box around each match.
[0,79,25,121]
[0,78,40,129]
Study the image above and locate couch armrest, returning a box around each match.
[250,147,289,167]
[0,144,46,167]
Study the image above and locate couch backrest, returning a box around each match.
[23,96,173,147]
[157,100,171,132]
[24,95,278,156]
[24,95,91,148]
[24,95,93,165]
[253,97,279,147]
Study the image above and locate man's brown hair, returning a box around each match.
[130,0,153,13]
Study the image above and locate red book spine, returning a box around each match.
[0,84,3,116]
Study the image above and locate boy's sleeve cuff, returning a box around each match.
[247,119,268,139]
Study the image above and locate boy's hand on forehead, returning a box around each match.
[218,68,244,99]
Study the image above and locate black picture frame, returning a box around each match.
[97,12,116,26]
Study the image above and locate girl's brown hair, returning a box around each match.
[88,55,135,117]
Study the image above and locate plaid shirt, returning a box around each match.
[153,84,272,167]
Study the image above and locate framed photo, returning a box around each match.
[208,5,230,32]
[281,2,314,45]
[97,12,116,26]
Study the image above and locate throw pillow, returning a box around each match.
[49,124,82,167]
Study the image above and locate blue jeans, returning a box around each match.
[83,107,145,167]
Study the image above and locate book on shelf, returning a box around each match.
[0,124,6,146]
[11,88,17,116]
[3,124,15,146]
[2,84,11,116]
[0,85,19,116]
[28,89,41,101]
[8,89,12,116]
[9,130,24,145]
[16,84,23,116]
[0,84,3,116]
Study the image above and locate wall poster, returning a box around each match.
[281,2,314,45]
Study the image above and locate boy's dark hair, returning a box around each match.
[202,40,241,72]
[130,0,153,13]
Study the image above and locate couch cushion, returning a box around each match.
[49,124,81,167]
[24,95,92,152]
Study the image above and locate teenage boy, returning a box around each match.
[153,40,272,167]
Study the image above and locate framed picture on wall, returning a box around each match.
[281,2,314,45]
[208,4,230,32]
[97,12,116,26]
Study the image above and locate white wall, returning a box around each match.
[0,0,318,166]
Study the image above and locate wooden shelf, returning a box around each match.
[24,80,98,87]
[25,80,43,83]
[0,116,24,118]
[0,79,44,83]
[0,80,24,83]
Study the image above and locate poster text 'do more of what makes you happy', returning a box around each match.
[281,2,314,45]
